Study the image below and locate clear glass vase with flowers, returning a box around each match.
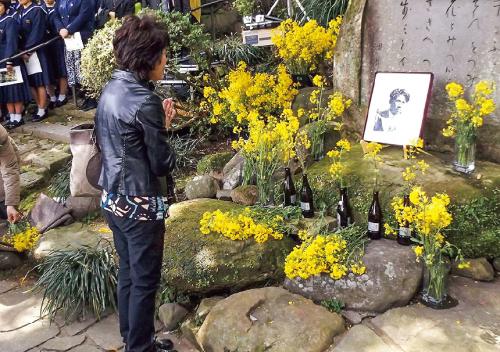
[442,81,496,174]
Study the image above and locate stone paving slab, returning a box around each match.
[67,344,102,352]
[40,335,86,351]
[59,316,98,337]
[332,276,500,352]
[0,318,59,352]
[18,123,75,144]
[0,280,18,294]
[329,325,400,352]
[85,314,124,351]
[0,287,44,332]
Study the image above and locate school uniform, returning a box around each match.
[54,0,95,87]
[44,4,66,81]
[18,3,51,88]
[0,13,30,104]
[7,1,20,16]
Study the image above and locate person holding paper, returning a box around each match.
[54,0,95,107]
[18,0,52,122]
[0,0,30,130]
[43,0,68,108]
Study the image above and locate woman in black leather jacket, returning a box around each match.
[95,15,176,352]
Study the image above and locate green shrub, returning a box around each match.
[447,189,500,259]
[320,298,344,313]
[32,244,118,322]
[196,152,233,174]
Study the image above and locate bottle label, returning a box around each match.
[368,222,379,232]
[290,194,297,205]
[347,217,351,225]
[300,202,311,211]
[337,213,341,227]
[399,227,411,238]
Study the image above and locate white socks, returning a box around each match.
[58,94,66,101]
[37,108,46,116]
[10,113,22,122]
[50,96,57,103]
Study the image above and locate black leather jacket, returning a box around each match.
[95,70,176,196]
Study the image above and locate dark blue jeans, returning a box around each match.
[104,211,165,352]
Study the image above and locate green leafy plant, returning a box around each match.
[197,152,233,174]
[167,134,202,170]
[447,189,500,259]
[213,34,270,68]
[232,0,255,16]
[300,0,349,27]
[32,244,118,322]
[47,160,72,201]
[81,19,122,99]
[320,298,344,313]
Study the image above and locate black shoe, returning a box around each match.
[81,98,97,111]
[155,338,174,351]
[55,98,68,107]
[48,101,56,110]
[32,112,48,122]
[6,118,25,130]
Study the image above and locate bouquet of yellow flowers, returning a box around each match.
[232,110,300,204]
[202,63,297,127]
[305,75,351,160]
[327,138,351,188]
[443,81,496,173]
[284,226,366,281]
[1,220,40,253]
[386,187,467,308]
[271,18,342,76]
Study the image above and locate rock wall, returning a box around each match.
[334,0,500,162]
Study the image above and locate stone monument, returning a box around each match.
[334,0,500,162]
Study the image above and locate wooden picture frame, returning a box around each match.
[362,72,434,146]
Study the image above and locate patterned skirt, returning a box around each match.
[64,48,82,87]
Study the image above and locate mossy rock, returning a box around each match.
[306,143,500,258]
[307,143,498,201]
[163,199,295,295]
[196,152,233,175]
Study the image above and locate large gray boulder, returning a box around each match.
[451,257,495,282]
[185,175,220,200]
[164,199,295,295]
[197,287,345,352]
[33,222,111,260]
[284,239,423,313]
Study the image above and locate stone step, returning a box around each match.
[18,121,78,144]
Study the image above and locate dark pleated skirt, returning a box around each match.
[47,39,67,81]
[26,48,52,87]
[0,61,31,104]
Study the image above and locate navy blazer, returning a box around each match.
[54,0,95,44]
[0,14,19,67]
[18,3,47,50]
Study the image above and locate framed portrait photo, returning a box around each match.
[363,72,434,146]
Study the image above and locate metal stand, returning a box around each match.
[266,0,309,20]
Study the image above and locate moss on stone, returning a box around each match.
[196,152,233,175]
[163,199,295,296]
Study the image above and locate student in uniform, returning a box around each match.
[54,0,95,110]
[0,0,30,130]
[18,0,51,122]
[96,0,135,29]
[43,0,68,108]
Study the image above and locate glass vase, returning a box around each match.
[311,133,325,161]
[453,133,475,174]
[419,261,457,309]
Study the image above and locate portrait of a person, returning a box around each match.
[373,88,410,132]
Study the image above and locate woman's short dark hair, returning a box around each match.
[113,15,169,81]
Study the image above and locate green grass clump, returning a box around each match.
[196,152,233,175]
[32,244,118,322]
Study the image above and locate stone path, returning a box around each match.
[0,280,199,352]
[330,275,500,352]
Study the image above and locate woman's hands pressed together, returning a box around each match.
[162,98,176,129]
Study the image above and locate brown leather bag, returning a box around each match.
[69,124,102,197]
